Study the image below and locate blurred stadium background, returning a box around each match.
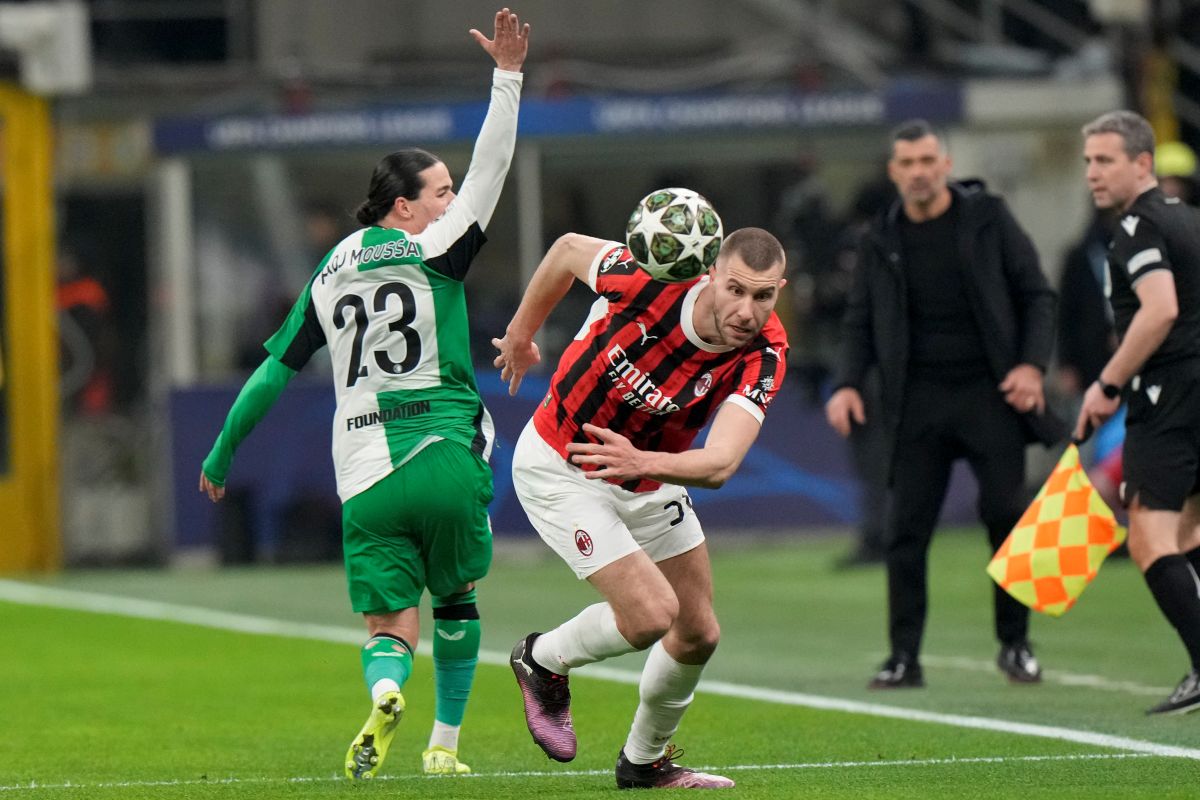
[7,0,1196,568]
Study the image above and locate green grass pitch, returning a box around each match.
[1,532,1197,798]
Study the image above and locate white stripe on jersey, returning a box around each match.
[313,236,443,395]
[309,68,522,502]
[478,405,496,462]
[723,394,766,424]
[1126,247,1163,276]
[415,69,522,259]
[313,251,446,501]
[331,394,397,501]
[574,297,610,341]
[586,240,626,291]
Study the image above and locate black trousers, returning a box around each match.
[849,374,889,558]
[887,375,1030,658]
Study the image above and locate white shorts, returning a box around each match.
[511,419,706,579]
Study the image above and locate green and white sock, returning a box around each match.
[430,592,481,749]
[361,634,413,702]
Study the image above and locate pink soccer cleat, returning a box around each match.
[510,632,576,762]
[615,745,735,790]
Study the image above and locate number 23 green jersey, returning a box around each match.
[204,68,522,502]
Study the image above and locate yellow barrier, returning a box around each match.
[0,82,59,572]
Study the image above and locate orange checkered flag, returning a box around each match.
[986,444,1125,616]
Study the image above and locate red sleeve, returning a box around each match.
[587,242,654,307]
[725,316,789,423]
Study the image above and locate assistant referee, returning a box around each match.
[1076,110,1200,716]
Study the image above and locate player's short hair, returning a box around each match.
[1081,110,1157,161]
[355,148,442,226]
[720,228,785,273]
[891,118,945,150]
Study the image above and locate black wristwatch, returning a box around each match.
[1097,379,1121,399]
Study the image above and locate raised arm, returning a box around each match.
[491,233,609,394]
[418,9,529,263]
[469,7,530,73]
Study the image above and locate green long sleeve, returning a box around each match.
[201,355,298,486]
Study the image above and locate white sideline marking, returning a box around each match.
[2,580,1199,764]
[0,753,1158,793]
[922,655,1170,697]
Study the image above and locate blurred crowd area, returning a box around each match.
[29,0,1200,563]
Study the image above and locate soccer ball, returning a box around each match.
[625,188,723,283]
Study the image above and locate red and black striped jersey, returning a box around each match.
[532,241,789,493]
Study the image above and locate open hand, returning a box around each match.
[492,332,540,395]
[565,423,646,481]
[469,8,530,72]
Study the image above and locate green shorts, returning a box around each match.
[342,440,494,614]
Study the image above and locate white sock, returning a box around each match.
[532,602,636,674]
[370,678,399,703]
[622,641,704,764]
[427,720,460,752]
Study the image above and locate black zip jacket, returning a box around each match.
[832,180,1060,446]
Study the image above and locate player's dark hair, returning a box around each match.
[1082,110,1157,162]
[720,228,785,272]
[355,148,442,226]
[890,119,948,157]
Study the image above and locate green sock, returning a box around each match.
[361,634,413,700]
[432,593,481,728]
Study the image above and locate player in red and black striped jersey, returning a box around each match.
[531,239,786,493]
[493,227,788,786]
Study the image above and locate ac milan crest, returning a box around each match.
[574,529,594,556]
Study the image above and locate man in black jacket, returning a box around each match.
[825,120,1059,688]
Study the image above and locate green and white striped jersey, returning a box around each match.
[249,69,522,501]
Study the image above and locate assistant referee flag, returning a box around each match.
[987,444,1125,616]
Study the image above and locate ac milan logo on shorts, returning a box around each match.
[574,529,594,556]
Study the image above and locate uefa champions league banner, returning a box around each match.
[153,82,962,154]
[170,377,982,558]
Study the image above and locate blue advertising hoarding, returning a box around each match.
[154,82,962,154]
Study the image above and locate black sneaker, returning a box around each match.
[868,653,924,689]
[615,746,734,789]
[510,633,576,762]
[997,641,1042,684]
[1147,669,1200,716]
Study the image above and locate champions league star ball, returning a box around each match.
[625,188,723,283]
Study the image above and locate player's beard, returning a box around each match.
[904,181,934,207]
[716,309,755,347]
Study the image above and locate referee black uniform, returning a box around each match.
[1104,186,1200,714]
[1078,110,1200,715]
[1106,186,1200,511]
